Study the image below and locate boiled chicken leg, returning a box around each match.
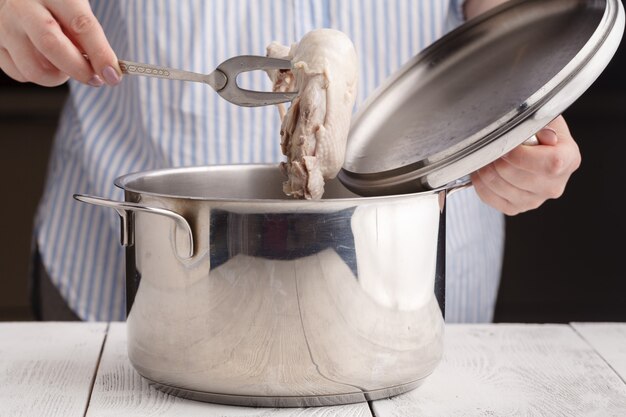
[266,29,358,199]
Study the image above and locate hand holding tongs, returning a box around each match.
[118,56,297,107]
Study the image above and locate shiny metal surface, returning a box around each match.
[340,0,625,196]
[118,56,297,107]
[77,165,449,407]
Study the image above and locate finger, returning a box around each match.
[479,160,536,194]
[479,159,567,201]
[503,115,576,170]
[0,47,28,82]
[474,163,530,200]
[502,140,577,177]
[535,127,558,146]
[533,116,573,146]
[4,33,69,86]
[471,172,528,216]
[47,0,121,85]
[20,2,101,85]
[545,115,571,137]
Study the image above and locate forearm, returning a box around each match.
[463,0,510,19]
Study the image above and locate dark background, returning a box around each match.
[1,17,625,323]
[495,33,626,323]
[0,77,66,320]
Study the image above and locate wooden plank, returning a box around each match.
[86,322,372,417]
[0,322,107,417]
[372,324,626,417]
[572,322,626,381]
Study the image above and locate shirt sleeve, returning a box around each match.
[450,0,467,22]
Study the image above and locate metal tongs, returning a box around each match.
[118,56,297,107]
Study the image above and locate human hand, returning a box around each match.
[0,0,121,87]
[470,116,581,216]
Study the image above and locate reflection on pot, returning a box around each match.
[125,191,445,406]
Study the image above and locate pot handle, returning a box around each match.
[73,194,194,259]
[445,176,473,196]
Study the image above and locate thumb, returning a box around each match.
[535,126,559,146]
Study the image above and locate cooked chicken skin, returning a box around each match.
[267,29,358,199]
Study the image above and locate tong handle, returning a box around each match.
[118,59,226,90]
[116,56,296,107]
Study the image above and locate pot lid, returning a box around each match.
[339,0,625,196]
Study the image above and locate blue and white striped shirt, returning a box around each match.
[35,0,504,323]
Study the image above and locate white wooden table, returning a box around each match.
[1,322,625,416]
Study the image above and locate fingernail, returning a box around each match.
[102,65,121,85]
[539,127,558,143]
[87,74,104,87]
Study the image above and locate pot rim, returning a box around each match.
[113,164,447,203]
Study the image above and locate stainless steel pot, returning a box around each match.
[75,164,459,407]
